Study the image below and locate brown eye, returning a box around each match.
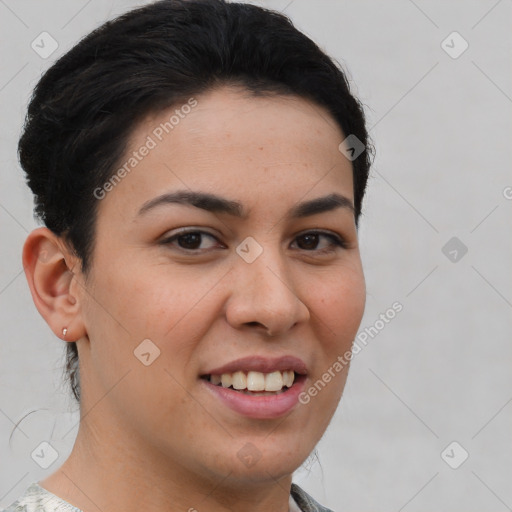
[292,231,346,253]
[161,230,221,252]
[176,232,203,249]
[296,233,320,250]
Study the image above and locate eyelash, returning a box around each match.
[160,229,348,255]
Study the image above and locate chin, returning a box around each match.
[223,437,311,482]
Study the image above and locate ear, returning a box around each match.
[22,227,87,342]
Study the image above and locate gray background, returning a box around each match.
[1,1,511,510]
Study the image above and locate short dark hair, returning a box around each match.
[19,0,373,403]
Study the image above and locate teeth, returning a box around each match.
[232,371,247,390]
[221,374,232,388]
[209,370,295,392]
[265,371,283,391]
[283,370,294,388]
[247,371,265,391]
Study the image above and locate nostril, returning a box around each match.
[245,321,268,331]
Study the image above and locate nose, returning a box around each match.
[225,247,310,337]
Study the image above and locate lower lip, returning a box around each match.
[201,376,307,419]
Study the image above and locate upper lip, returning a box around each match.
[203,355,308,376]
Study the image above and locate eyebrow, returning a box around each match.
[137,190,354,218]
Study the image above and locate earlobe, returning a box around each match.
[22,227,86,341]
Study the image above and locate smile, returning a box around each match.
[200,357,309,419]
[203,370,296,394]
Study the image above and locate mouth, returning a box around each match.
[200,355,308,419]
[199,356,308,419]
[200,370,300,395]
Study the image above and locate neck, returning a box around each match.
[40,416,293,512]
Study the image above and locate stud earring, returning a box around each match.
[62,328,68,337]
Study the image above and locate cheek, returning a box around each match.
[90,254,193,336]
[310,266,366,346]
[299,269,365,434]
[86,258,226,384]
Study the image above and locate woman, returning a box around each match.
[3,0,371,510]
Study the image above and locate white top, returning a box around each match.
[1,483,81,512]
[1,482,305,512]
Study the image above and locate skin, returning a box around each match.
[23,86,366,512]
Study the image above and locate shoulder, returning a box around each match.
[2,482,332,512]
[290,483,335,512]
[0,483,82,512]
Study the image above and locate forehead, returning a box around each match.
[95,86,353,222]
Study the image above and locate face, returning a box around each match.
[76,86,366,486]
